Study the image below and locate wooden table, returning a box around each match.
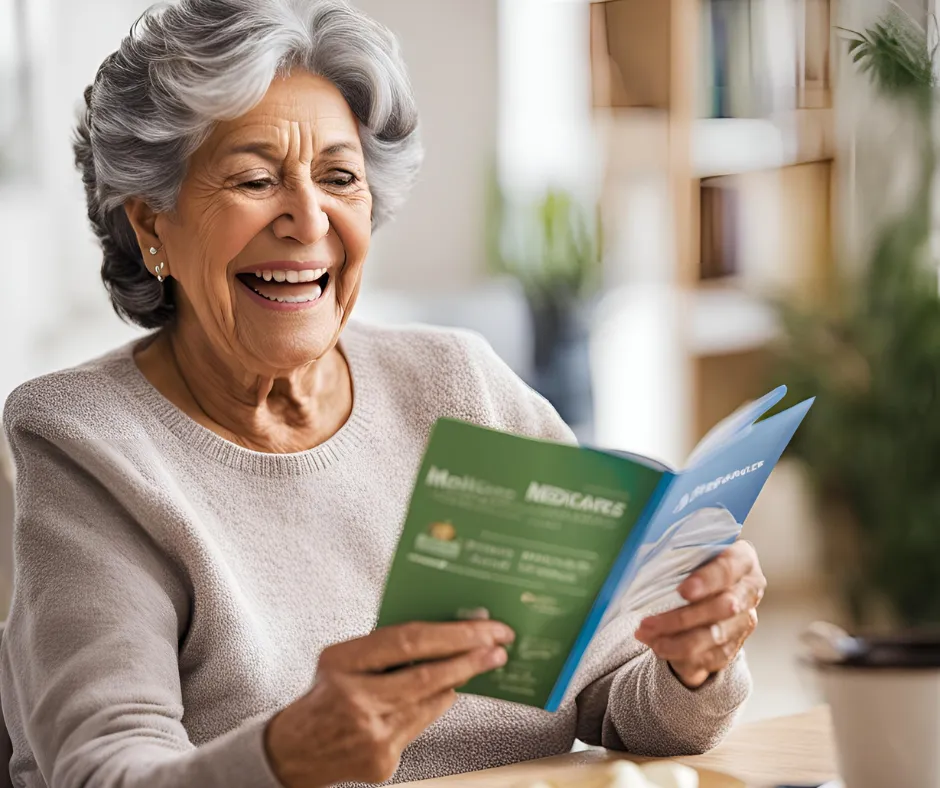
[399,706,839,788]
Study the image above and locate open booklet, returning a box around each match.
[376,386,813,711]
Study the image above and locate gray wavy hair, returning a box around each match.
[75,0,422,329]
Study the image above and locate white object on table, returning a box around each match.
[607,762,652,788]
[639,762,699,788]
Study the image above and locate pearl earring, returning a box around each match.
[149,247,158,255]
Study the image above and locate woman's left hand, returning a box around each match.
[634,540,766,689]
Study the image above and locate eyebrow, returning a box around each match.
[223,140,361,162]
[320,142,360,157]
[225,142,281,162]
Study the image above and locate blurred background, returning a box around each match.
[2,0,939,726]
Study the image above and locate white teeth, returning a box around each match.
[265,284,323,303]
[255,268,327,284]
[246,280,324,304]
[251,268,328,283]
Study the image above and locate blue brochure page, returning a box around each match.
[545,387,813,710]
[605,390,814,620]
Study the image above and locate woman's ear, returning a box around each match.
[124,198,160,253]
[125,198,170,280]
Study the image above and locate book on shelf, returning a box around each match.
[699,0,829,119]
[377,387,813,710]
[700,177,740,280]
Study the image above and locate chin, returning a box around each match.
[237,316,343,373]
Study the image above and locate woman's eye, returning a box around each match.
[240,178,276,191]
[327,171,357,187]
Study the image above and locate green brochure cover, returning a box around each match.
[377,418,664,709]
[377,386,814,711]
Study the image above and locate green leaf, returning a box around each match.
[484,177,603,302]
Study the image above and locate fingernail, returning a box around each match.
[683,578,705,600]
[493,623,516,643]
[711,623,727,645]
[489,647,508,668]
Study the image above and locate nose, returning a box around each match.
[271,180,330,245]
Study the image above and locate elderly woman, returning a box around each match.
[0,1,766,786]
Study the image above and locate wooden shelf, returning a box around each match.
[693,109,834,178]
[694,348,774,450]
[590,0,671,110]
[594,108,670,176]
[590,0,835,456]
[594,106,834,179]
[690,285,779,357]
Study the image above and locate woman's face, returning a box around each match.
[154,70,372,373]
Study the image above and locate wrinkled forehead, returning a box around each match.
[197,71,364,165]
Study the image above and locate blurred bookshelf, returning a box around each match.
[693,110,833,177]
[591,0,836,448]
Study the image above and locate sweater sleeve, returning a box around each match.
[1,412,283,788]
[452,330,576,443]
[573,607,752,755]
[454,331,752,754]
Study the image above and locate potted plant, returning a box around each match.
[776,5,940,630]
[486,175,604,431]
[778,18,940,783]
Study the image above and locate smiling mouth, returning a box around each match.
[236,269,330,304]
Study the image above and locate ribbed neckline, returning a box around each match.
[110,322,376,477]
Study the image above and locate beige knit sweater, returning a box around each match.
[0,321,750,788]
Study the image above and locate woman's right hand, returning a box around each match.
[263,621,515,787]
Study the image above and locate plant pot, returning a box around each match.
[811,634,940,788]
[527,296,594,431]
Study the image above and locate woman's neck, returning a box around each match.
[135,327,353,454]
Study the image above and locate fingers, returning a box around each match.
[293,626,499,788]
[637,590,740,640]
[389,689,458,750]
[678,540,762,602]
[645,609,755,662]
[699,608,759,673]
[319,621,515,674]
[369,645,508,706]
[635,541,765,689]
[665,608,757,687]
[637,573,764,639]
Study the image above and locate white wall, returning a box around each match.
[351,0,499,292]
[497,0,596,201]
[0,0,151,403]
